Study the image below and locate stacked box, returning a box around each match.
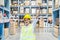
[31,1,36,6]
[24,1,30,6]
[39,18,44,28]
[56,18,59,26]
[42,3,47,6]
[48,1,52,6]
[31,8,36,14]
[10,19,16,35]
[42,9,47,14]
[20,7,24,14]
[13,1,18,6]
[54,25,58,37]
[36,0,42,6]
[13,11,18,14]
[36,9,40,14]
[20,22,24,27]
[4,28,9,38]
[55,0,59,9]
[25,8,30,13]
[48,8,52,14]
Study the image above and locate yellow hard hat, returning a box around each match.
[23,13,31,20]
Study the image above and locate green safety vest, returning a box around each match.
[20,24,36,40]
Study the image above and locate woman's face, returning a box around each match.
[24,18,30,26]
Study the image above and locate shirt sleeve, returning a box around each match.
[31,19,38,28]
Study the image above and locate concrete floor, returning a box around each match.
[6,27,58,40]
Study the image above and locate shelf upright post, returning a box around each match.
[2,7,4,40]
[59,0,60,39]
[52,0,54,35]
[46,0,48,32]
[18,0,20,28]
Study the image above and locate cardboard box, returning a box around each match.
[24,1,30,6]
[42,3,47,6]
[55,0,59,9]
[48,8,52,14]
[31,1,36,6]
[10,21,16,35]
[20,7,24,13]
[4,28,9,38]
[25,8,30,13]
[13,11,18,14]
[36,9,40,14]
[31,8,36,14]
[39,18,44,28]
[42,9,47,14]
[48,1,52,6]
[54,28,58,33]
[56,18,59,26]
[20,22,24,27]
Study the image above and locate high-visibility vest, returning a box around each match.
[20,24,36,40]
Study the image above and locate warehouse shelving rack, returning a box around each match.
[0,0,10,40]
[10,0,53,32]
[52,0,60,39]
[10,0,60,39]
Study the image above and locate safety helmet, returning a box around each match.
[23,13,31,20]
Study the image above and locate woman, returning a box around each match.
[20,13,38,40]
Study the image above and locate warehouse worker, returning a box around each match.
[20,13,38,40]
